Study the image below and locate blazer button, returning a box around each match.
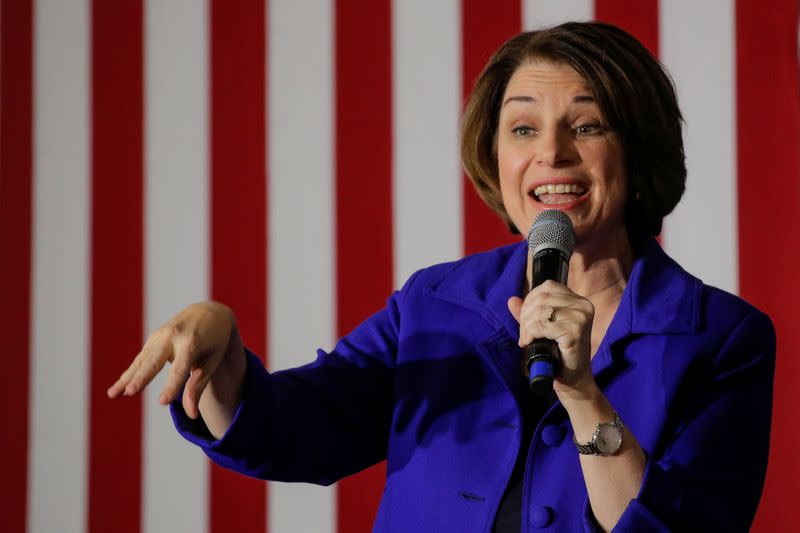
[530,505,555,528]
[541,424,567,447]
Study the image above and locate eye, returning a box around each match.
[574,122,604,136]
[512,125,536,137]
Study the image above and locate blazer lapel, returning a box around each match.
[423,237,703,397]
[591,238,703,378]
[424,241,529,396]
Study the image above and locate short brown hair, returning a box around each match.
[460,21,686,240]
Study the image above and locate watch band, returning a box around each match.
[572,412,624,456]
[573,438,600,455]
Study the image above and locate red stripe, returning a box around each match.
[737,1,800,529]
[209,1,269,532]
[88,1,144,532]
[461,0,522,256]
[0,1,33,532]
[594,0,659,57]
[335,0,393,531]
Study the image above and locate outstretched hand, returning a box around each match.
[107,301,246,425]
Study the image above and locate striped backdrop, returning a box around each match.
[2,1,798,532]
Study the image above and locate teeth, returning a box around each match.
[533,183,586,197]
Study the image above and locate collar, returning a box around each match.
[590,238,703,375]
[424,241,528,342]
[425,237,703,348]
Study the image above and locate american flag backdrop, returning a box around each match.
[1,0,799,532]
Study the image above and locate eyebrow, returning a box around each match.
[502,94,596,106]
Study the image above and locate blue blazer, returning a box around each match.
[173,238,775,532]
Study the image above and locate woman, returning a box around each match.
[108,22,774,531]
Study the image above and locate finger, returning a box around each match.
[162,329,215,403]
[524,287,584,309]
[525,279,595,309]
[519,299,560,329]
[518,308,553,347]
[182,366,211,420]
[520,299,580,324]
[529,278,571,295]
[107,353,144,398]
[518,305,584,347]
[507,296,523,322]
[125,333,172,396]
[520,296,593,332]
[159,353,192,406]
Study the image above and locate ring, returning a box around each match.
[546,306,555,322]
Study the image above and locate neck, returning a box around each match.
[526,225,635,307]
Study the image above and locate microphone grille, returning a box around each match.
[527,209,576,258]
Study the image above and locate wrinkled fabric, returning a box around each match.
[172,238,774,532]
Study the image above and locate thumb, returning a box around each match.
[183,366,211,420]
[507,296,523,322]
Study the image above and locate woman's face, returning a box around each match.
[497,60,628,244]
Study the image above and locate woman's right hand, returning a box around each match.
[107,301,247,438]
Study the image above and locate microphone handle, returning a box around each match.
[526,339,560,394]
[526,248,569,394]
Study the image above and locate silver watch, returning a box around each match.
[572,413,624,456]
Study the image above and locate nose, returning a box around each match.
[535,127,577,168]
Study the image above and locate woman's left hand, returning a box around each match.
[507,279,597,399]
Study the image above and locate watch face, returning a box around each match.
[595,424,623,455]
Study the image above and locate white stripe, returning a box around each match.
[660,0,738,294]
[143,2,209,532]
[267,1,336,531]
[393,0,462,287]
[29,1,90,532]
[523,0,593,30]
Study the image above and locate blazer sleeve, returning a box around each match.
[584,308,776,532]
[170,271,420,486]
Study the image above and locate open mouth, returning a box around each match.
[530,183,588,206]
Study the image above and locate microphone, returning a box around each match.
[525,209,576,394]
